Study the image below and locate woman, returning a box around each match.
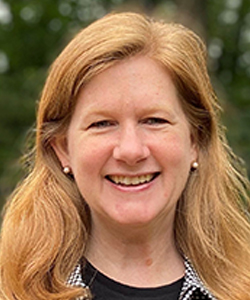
[0,12,250,300]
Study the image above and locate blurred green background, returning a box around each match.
[0,0,250,208]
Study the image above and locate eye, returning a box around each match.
[142,117,169,125]
[87,120,116,129]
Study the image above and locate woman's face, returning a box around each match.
[53,55,197,228]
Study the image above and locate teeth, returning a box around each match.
[109,174,155,186]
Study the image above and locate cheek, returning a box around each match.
[68,137,112,176]
[160,134,193,163]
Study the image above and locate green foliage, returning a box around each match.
[207,0,250,175]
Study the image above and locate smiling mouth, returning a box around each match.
[106,173,160,186]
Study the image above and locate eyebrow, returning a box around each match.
[80,105,179,124]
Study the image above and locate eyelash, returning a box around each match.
[142,117,168,125]
[88,117,168,130]
[88,120,116,129]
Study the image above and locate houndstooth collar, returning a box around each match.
[67,258,217,300]
[180,259,216,299]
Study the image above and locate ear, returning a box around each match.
[192,143,198,160]
[50,135,70,169]
[190,134,199,163]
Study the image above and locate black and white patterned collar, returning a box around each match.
[180,259,216,299]
[67,258,216,300]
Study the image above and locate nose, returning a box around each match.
[113,124,150,165]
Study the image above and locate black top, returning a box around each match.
[83,261,184,300]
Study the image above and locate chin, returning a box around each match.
[109,209,163,228]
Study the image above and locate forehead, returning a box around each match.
[65,56,192,137]
[75,55,180,110]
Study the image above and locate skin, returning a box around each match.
[52,55,197,287]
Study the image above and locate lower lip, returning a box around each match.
[106,177,157,192]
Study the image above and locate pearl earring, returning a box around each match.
[63,166,71,174]
[192,161,199,169]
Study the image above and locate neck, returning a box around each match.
[85,215,184,287]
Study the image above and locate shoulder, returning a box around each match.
[67,258,217,300]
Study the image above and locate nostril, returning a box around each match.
[112,144,150,165]
[113,136,150,163]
